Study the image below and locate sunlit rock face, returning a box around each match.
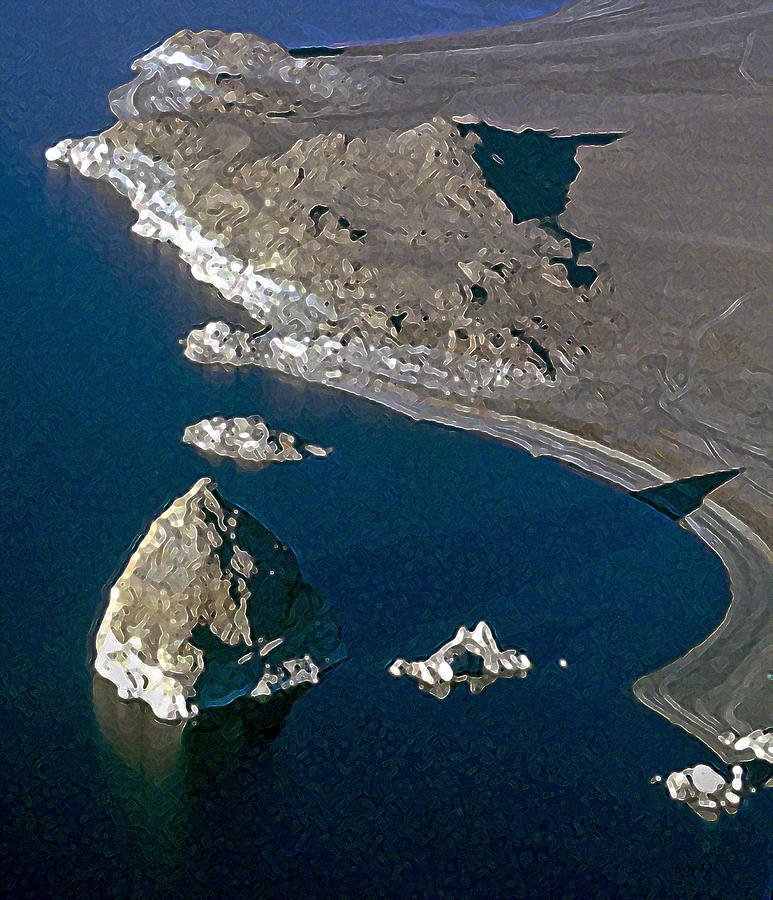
[93,478,342,721]
[665,763,745,822]
[183,415,329,467]
[183,321,269,367]
[46,29,608,406]
[103,28,381,121]
[388,621,531,699]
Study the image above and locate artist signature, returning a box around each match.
[673,861,712,876]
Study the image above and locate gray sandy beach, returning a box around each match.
[324,0,773,763]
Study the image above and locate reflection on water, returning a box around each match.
[93,672,301,781]
[93,674,185,781]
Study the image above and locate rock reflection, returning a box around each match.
[93,673,300,781]
[93,673,185,780]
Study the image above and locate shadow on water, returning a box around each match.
[456,121,623,288]
[288,46,346,57]
[180,689,305,791]
[93,673,303,784]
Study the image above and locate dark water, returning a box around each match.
[2,2,771,898]
[458,122,623,289]
[633,469,745,521]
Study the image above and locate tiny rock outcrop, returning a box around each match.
[388,620,531,699]
[92,478,342,720]
[664,763,745,822]
[183,415,330,467]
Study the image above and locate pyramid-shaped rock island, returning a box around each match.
[93,478,342,720]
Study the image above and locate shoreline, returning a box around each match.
[274,370,773,764]
[47,125,772,767]
[44,0,772,766]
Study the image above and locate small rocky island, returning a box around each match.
[664,763,746,822]
[93,478,342,720]
[388,621,531,699]
[183,415,330,467]
[659,760,773,822]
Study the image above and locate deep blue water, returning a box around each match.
[1,2,771,898]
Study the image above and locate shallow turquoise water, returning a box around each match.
[1,2,771,897]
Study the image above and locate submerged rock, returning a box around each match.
[182,415,330,467]
[92,478,342,720]
[388,621,531,699]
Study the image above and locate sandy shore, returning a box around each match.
[313,0,773,762]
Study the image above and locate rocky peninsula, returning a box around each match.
[48,0,771,763]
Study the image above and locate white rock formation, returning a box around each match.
[93,478,341,720]
[732,729,773,763]
[665,763,745,821]
[183,321,268,367]
[182,415,330,466]
[388,621,531,699]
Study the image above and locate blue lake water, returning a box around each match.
[1,2,771,897]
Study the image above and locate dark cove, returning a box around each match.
[457,121,623,288]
